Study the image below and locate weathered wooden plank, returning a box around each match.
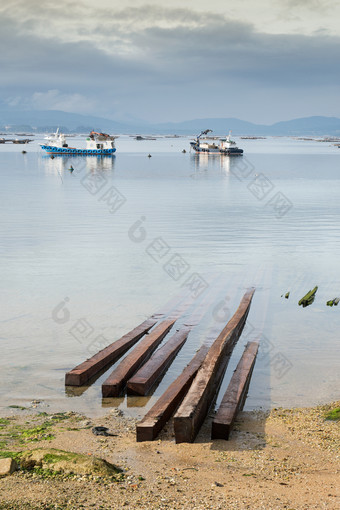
[65,287,196,387]
[129,279,225,397]
[173,288,255,443]
[136,344,210,442]
[127,327,191,396]
[211,341,259,440]
[65,318,157,386]
[101,318,176,397]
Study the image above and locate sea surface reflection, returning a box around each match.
[0,135,339,417]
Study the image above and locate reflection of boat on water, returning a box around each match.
[41,154,115,176]
[190,130,243,155]
[190,152,233,177]
[40,130,117,155]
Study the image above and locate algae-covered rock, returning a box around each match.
[298,286,318,307]
[20,448,122,476]
[326,297,339,307]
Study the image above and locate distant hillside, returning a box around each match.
[1,108,340,136]
[155,117,260,135]
[269,116,340,136]
[155,116,340,136]
[0,109,132,133]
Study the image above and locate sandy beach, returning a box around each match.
[0,401,339,509]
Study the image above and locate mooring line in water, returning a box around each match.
[57,168,63,183]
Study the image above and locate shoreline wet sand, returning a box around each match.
[0,401,339,509]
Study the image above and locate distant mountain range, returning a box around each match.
[1,108,340,136]
[157,116,340,136]
[0,109,131,133]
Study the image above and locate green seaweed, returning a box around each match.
[31,466,66,479]
[0,450,21,460]
[43,451,79,464]
[324,407,340,421]
[20,423,55,443]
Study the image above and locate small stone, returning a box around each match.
[0,458,17,477]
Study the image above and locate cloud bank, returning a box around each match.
[1,1,339,123]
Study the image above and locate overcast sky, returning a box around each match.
[1,0,340,124]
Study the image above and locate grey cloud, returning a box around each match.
[1,2,340,122]
[127,24,340,88]
[281,0,335,10]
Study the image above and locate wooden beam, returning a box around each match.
[65,318,157,386]
[65,288,195,387]
[129,278,225,396]
[211,341,259,440]
[101,318,176,397]
[173,288,255,443]
[136,344,209,442]
[127,327,190,396]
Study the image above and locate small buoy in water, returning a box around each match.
[22,150,27,154]
[147,154,152,158]
[182,149,186,153]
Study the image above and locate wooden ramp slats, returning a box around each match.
[136,344,210,442]
[127,327,191,396]
[65,288,196,387]
[173,288,255,443]
[211,341,259,440]
[65,318,157,386]
[129,280,225,397]
[102,318,176,397]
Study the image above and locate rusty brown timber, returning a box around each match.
[211,340,259,440]
[125,276,224,397]
[64,287,193,387]
[136,344,210,442]
[127,327,190,396]
[65,318,158,386]
[173,288,255,443]
[102,318,176,397]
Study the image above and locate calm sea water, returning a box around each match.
[0,134,339,417]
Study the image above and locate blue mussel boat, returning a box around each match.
[40,130,117,155]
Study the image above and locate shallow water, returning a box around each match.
[0,134,339,417]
